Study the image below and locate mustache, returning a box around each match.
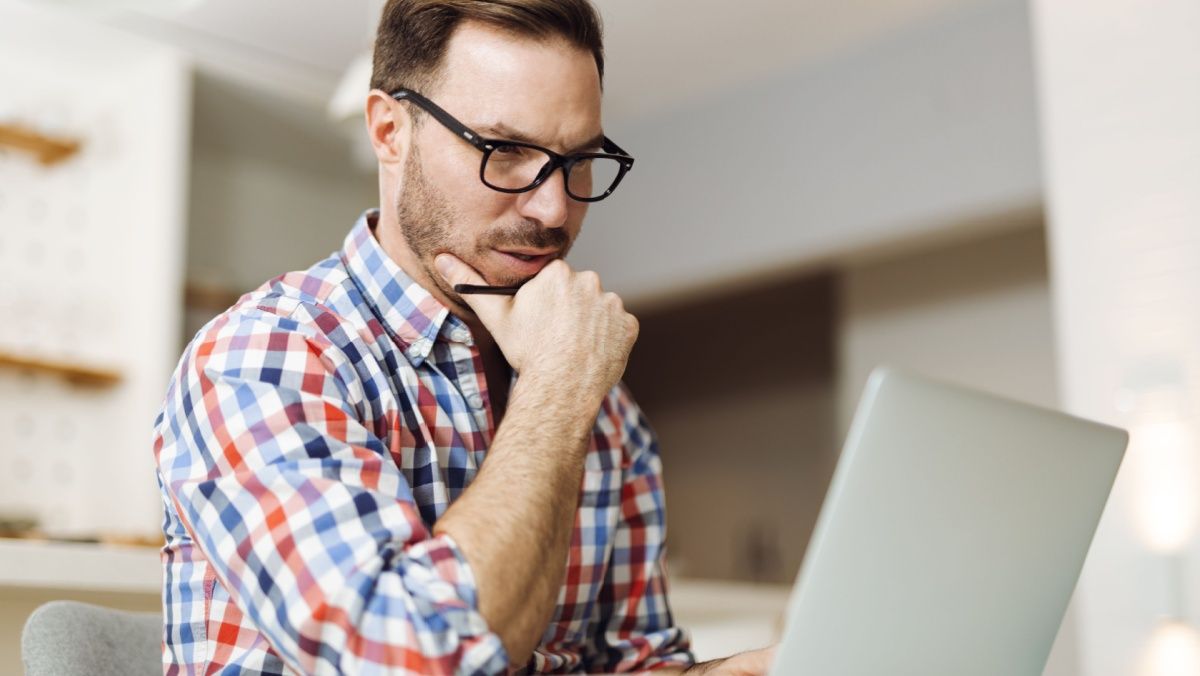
[478,220,569,252]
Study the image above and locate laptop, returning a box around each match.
[769,367,1127,675]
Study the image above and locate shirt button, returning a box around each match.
[450,328,470,343]
[467,394,484,410]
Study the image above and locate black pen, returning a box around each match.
[454,283,522,296]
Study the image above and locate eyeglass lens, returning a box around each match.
[483,145,623,200]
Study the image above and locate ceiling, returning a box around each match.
[41,0,982,124]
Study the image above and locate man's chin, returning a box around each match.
[469,257,537,288]
[463,264,527,289]
[479,276,532,290]
[426,258,525,295]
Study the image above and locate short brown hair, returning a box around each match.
[371,0,604,98]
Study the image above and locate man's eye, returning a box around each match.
[493,144,521,156]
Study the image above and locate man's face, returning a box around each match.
[395,21,603,294]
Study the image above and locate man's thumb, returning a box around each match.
[433,254,509,322]
[434,253,483,287]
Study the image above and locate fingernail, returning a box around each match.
[434,255,453,279]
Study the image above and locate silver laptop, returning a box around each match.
[770,367,1127,675]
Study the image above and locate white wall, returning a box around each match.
[573,0,1041,306]
[1032,0,1200,673]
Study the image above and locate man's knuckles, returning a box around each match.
[576,270,602,293]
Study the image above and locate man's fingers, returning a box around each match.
[434,253,485,286]
[434,254,508,322]
[741,645,778,675]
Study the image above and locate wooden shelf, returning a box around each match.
[0,539,160,595]
[0,350,122,386]
[184,280,244,311]
[0,122,81,166]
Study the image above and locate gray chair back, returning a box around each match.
[21,600,161,676]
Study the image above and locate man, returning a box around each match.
[154,1,775,673]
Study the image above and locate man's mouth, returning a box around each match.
[491,247,560,276]
[496,247,559,262]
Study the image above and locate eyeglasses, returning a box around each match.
[390,88,634,203]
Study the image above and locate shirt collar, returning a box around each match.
[340,208,473,366]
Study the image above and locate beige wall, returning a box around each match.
[184,74,376,342]
[838,223,1058,434]
[572,0,1041,307]
[625,274,839,584]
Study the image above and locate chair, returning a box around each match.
[21,600,161,676]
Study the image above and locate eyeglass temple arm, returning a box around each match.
[391,88,491,151]
[394,88,634,168]
[602,136,632,160]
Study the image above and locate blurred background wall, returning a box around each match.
[0,0,1196,672]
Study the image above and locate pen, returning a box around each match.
[454,283,522,296]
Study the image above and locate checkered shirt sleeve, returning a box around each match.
[584,388,693,673]
[155,303,509,674]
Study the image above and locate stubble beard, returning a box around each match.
[396,146,574,294]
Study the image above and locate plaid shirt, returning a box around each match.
[153,209,693,675]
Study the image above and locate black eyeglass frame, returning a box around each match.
[390,88,635,203]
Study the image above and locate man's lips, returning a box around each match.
[490,248,559,277]
[495,247,560,260]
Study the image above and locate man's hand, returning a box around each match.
[435,254,638,405]
[429,253,641,666]
[690,645,777,675]
[650,645,778,676]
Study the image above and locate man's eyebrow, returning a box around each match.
[478,122,606,154]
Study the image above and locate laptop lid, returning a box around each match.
[770,368,1127,675]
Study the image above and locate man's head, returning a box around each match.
[364,0,606,316]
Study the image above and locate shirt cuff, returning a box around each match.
[401,534,510,674]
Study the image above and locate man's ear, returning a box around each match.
[365,89,411,167]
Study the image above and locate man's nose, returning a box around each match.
[517,168,570,229]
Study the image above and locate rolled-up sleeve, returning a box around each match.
[155,307,508,674]
[586,387,695,672]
